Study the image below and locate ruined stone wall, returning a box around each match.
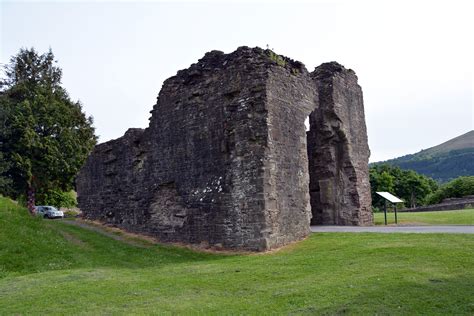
[78,47,318,251]
[142,49,272,249]
[76,128,147,227]
[263,64,316,248]
[400,196,474,213]
[307,62,373,225]
[77,47,373,252]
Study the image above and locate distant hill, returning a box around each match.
[373,130,474,183]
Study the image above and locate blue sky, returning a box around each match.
[1,0,472,161]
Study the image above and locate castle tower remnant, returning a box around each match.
[76,47,372,251]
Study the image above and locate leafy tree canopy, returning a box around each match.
[0,48,97,208]
[370,164,438,210]
[426,176,474,205]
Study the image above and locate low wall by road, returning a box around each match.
[400,196,474,213]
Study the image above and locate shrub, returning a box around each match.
[426,176,474,204]
[63,209,81,218]
[39,190,77,209]
[268,50,287,67]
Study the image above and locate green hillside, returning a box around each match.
[1,196,474,314]
[375,130,474,182]
[417,130,474,157]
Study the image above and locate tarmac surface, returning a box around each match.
[311,225,474,234]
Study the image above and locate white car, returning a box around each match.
[35,206,64,219]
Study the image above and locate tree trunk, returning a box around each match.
[27,184,36,215]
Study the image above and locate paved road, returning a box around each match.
[311,225,474,234]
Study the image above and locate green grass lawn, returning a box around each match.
[1,197,473,315]
[374,208,474,225]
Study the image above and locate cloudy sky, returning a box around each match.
[1,0,473,162]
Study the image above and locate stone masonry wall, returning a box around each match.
[77,47,373,251]
[400,196,474,213]
[143,48,272,249]
[263,64,316,248]
[307,62,373,225]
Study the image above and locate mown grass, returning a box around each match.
[1,197,473,314]
[374,208,474,225]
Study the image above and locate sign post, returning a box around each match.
[394,204,398,224]
[376,192,403,225]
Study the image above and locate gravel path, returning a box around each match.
[311,225,474,234]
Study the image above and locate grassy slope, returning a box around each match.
[1,197,473,315]
[374,208,474,225]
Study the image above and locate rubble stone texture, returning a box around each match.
[76,47,373,251]
[307,62,373,225]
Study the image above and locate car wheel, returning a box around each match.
[44,214,49,219]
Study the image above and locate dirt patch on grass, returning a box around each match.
[45,222,88,248]
[59,219,305,255]
[60,219,152,248]
[58,230,88,248]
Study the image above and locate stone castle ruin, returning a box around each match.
[76,47,372,251]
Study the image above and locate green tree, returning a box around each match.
[370,167,395,209]
[0,152,12,194]
[395,170,434,208]
[0,103,12,193]
[426,176,474,204]
[0,48,96,211]
[369,164,438,209]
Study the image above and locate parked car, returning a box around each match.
[35,206,64,219]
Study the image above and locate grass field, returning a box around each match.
[1,197,473,314]
[373,208,474,225]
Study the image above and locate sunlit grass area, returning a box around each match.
[1,197,473,314]
[373,208,474,225]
